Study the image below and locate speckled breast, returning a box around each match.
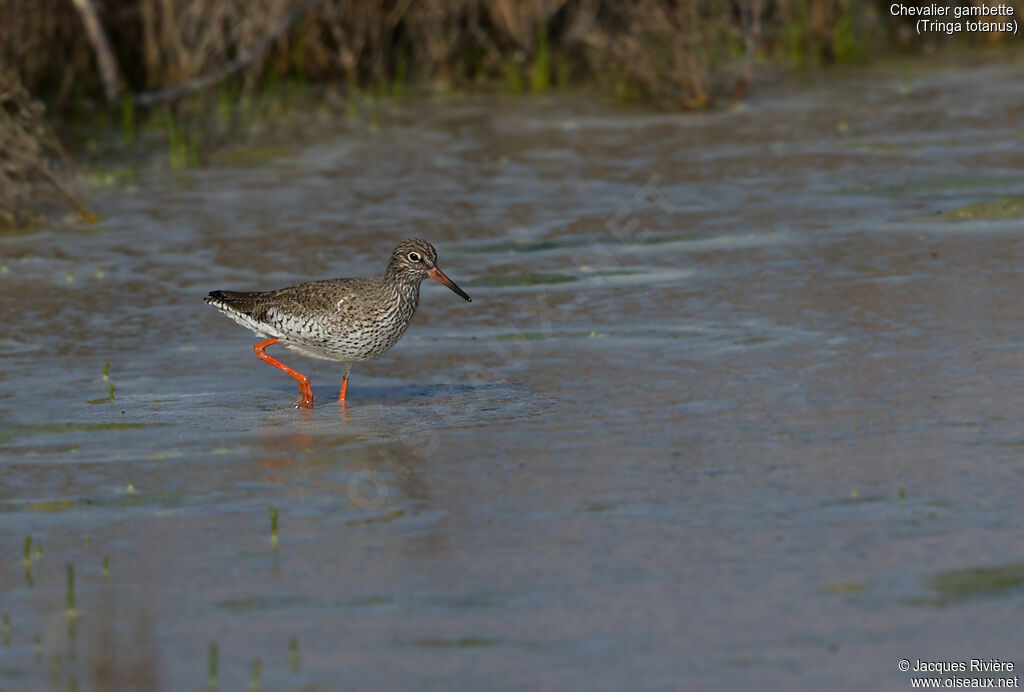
[279,285,419,362]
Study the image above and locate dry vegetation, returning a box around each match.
[4,0,885,109]
[0,68,92,229]
[0,0,1019,226]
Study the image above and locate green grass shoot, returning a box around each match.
[207,641,219,690]
[120,95,135,140]
[532,23,550,92]
[392,55,408,100]
[250,658,262,691]
[65,564,76,616]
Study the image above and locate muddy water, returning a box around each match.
[4,60,1024,690]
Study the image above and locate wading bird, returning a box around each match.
[205,238,471,407]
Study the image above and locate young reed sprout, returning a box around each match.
[102,556,110,580]
[289,636,299,672]
[65,564,76,616]
[269,506,279,550]
[250,658,262,691]
[120,95,135,141]
[23,535,32,567]
[2,614,10,646]
[207,641,219,690]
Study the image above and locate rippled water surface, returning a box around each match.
[4,61,1024,690]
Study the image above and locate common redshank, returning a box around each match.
[204,238,471,408]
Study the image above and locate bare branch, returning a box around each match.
[69,0,121,106]
[134,0,326,106]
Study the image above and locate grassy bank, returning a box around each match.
[1,0,1020,227]
[4,0,903,111]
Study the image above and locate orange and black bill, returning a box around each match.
[428,267,472,302]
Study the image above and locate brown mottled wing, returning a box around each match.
[249,279,377,327]
[206,278,398,360]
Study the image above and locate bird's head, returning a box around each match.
[387,238,471,302]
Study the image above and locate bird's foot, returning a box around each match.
[292,384,314,409]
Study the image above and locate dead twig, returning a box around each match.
[0,69,95,225]
[69,0,121,105]
[134,0,327,106]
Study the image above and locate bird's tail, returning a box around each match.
[205,289,278,338]
[205,290,260,314]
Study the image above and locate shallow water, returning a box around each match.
[4,60,1024,690]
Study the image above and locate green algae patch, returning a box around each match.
[733,335,777,347]
[0,490,188,514]
[412,637,502,649]
[941,197,1024,221]
[116,490,188,509]
[492,330,609,342]
[215,596,309,613]
[345,509,405,527]
[10,422,149,434]
[903,596,950,609]
[475,240,567,254]
[471,272,577,287]
[880,176,1024,197]
[494,332,548,342]
[209,145,294,167]
[928,562,1024,601]
[24,500,77,514]
[352,596,394,607]
[816,492,885,507]
[0,421,153,445]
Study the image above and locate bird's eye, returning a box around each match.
[408,252,422,262]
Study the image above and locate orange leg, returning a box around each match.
[253,338,313,408]
[338,363,353,405]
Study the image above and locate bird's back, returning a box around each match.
[206,277,420,362]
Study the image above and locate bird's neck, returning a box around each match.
[386,275,420,308]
